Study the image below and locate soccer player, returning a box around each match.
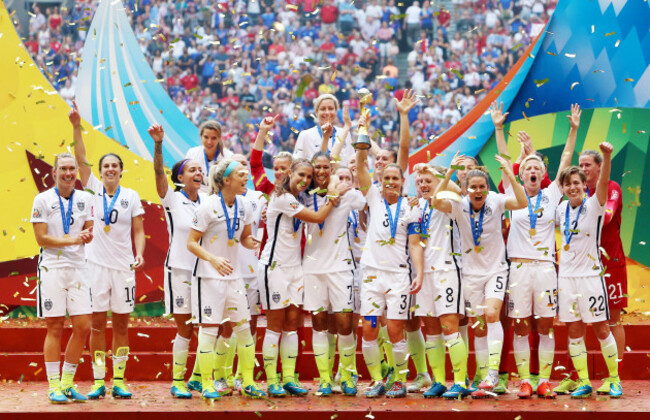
[301,152,366,396]
[31,153,94,403]
[413,164,470,399]
[258,159,345,397]
[149,124,206,399]
[187,158,266,400]
[492,103,581,398]
[250,115,292,196]
[579,148,627,396]
[355,145,424,399]
[69,104,145,399]
[185,120,234,192]
[433,152,527,398]
[555,142,622,399]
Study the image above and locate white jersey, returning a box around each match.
[449,192,508,276]
[506,182,563,261]
[555,194,606,277]
[191,194,254,280]
[30,188,93,269]
[347,208,364,262]
[85,173,145,271]
[160,185,208,271]
[419,198,461,273]
[259,193,305,268]
[238,189,266,278]
[185,145,234,193]
[301,189,366,274]
[360,184,421,273]
[293,125,354,163]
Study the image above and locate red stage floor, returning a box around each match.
[0,380,648,420]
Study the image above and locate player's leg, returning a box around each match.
[197,323,221,400]
[535,317,556,398]
[512,317,532,398]
[440,313,471,399]
[593,320,621,398]
[111,312,131,398]
[385,318,408,398]
[554,276,580,395]
[422,316,446,397]
[281,304,307,395]
[214,323,234,396]
[171,313,193,398]
[334,311,356,395]
[263,309,286,397]
[44,316,67,403]
[312,311,334,393]
[327,312,338,376]
[61,314,91,402]
[361,317,384,397]
[567,321,591,399]
[89,311,108,396]
[477,297,505,394]
[406,317,431,392]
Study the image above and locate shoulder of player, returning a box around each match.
[185,146,202,159]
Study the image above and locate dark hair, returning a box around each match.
[580,150,603,165]
[387,148,398,163]
[199,120,223,159]
[274,158,312,196]
[559,165,586,186]
[99,153,124,170]
[171,159,191,191]
[465,169,489,187]
[310,151,332,190]
[382,163,404,178]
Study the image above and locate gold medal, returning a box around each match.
[319,230,323,237]
[529,228,536,237]
[227,239,235,247]
[474,245,481,253]
[388,237,395,245]
[104,225,111,233]
[421,239,428,246]
[63,234,70,238]
[564,244,570,251]
[293,232,297,239]
[354,237,361,243]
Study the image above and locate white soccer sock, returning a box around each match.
[392,339,409,382]
[486,321,504,375]
[538,333,555,381]
[513,333,530,383]
[475,335,488,379]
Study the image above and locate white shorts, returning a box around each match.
[258,263,303,310]
[88,262,136,314]
[507,261,557,319]
[304,271,355,313]
[164,267,192,315]
[37,267,92,318]
[415,270,464,317]
[192,277,251,325]
[243,276,261,316]
[352,267,362,314]
[558,275,610,324]
[463,269,508,317]
[360,267,413,320]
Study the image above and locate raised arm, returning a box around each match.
[68,100,91,185]
[498,155,527,210]
[319,121,334,154]
[432,152,463,213]
[490,101,509,157]
[596,142,612,206]
[356,148,372,196]
[148,124,169,199]
[555,103,581,185]
[395,89,420,173]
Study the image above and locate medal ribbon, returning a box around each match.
[348,210,359,239]
[219,191,238,241]
[292,217,301,237]
[527,189,542,231]
[181,189,200,205]
[313,194,325,232]
[421,201,435,236]
[55,187,74,235]
[564,198,586,247]
[317,124,337,150]
[468,201,485,246]
[103,186,121,228]
[384,196,402,241]
[204,149,220,176]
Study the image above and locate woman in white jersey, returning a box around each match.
[301,152,366,397]
[69,104,145,400]
[355,145,424,399]
[555,143,621,399]
[258,158,345,397]
[492,103,581,399]
[149,124,206,399]
[185,120,234,192]
[433,152,527,398]
[187,158,265,400]
[31,153,94,404]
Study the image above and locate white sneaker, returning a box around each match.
[407,372,433,393]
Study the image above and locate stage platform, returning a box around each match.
[0,380,648,420]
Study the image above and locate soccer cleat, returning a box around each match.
[170,382,192,399]
[62,386,87,402]
[316,382,333,396]
[596,377,611,395]
[570,380,593,399]
[530,374,540,392]
[442,383,472,400]
[267,382,287,398]
[187,379,203,393]
[608,379,622,399]
[386,381,407,398]
[468,375,480,393]
[342,380,358,396]
[233,377,242,393]
[48,387,69,404]
[365,381,386,398]
[517,382,533,399]
[242,383,266,399]
[111,381,132,399]
[407,372,433,393]
[423,382,447,398]
[493,373,509,394]
[470,389,495,399]
[553,377,578,395]
[478,374,498,392]
[87,382,106,399]
[331,382,342,394]
[214,378,232,396]
[283,381,309,396]
[201,385,221,401]
[536,381,557,399]
[384,367,396,391]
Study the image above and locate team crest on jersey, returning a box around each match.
[192,215,199,226]
[541,194,550,205]
[44,299,53,311]
[120,198,129,209]
[32,208,42,219]
[203,306,212,316]
[289,201,298,210]
[483,206,493,216]
[77,201,85,211]
[251,202,257,211]
[272,292,281,303]
[175,296,185,308]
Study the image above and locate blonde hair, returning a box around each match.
[274,151,293,163]
[208,158,242,195]
[54,152,76,170]
[314,94,340,113]
[519,154,546,176]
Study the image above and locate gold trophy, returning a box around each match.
[353,88,372,150]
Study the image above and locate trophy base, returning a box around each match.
[353,134,372,151]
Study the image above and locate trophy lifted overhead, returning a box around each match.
[353,88,373,151]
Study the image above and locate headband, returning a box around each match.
[178,159,190,174]
[223,160,240,178]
